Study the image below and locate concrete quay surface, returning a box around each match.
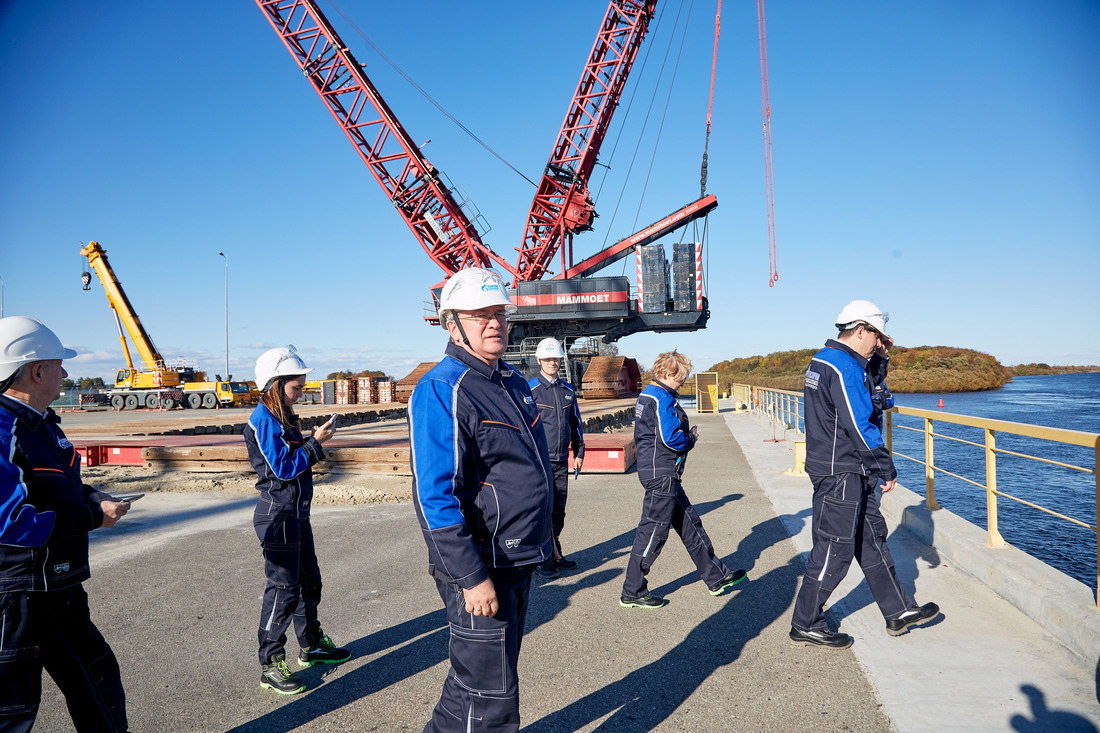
[38,407,1099,731]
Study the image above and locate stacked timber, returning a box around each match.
[356,377,376,405]
[581,356,642,399]
[335,379,357,405]
[376,378,394,403]
[396,362,438,403]
[143,442,410,474]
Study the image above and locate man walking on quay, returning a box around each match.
[790,301,939,648]
[528,337,584,579]
[0,317,131,731]
[409,269,553,732]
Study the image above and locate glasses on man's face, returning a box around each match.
[460,311,509,326]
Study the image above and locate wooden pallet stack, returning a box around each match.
[396,362,439,403]
[335,379,357,406]
[356,377,376,404]
[376,378,394,403]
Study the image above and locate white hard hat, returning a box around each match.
[254,345,312,392]
[438,268,516,322]
[835,300,889,338]
[536,338,565,360]
[0,316,77,382]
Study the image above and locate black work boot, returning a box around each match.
[885,602,940,636]
[298,633,352,667]
[788,626,854,648]
[261,652,305,694]
[619,593,668,609]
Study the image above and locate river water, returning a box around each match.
[891,373,1099,589]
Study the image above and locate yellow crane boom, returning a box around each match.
[80,241,168,372]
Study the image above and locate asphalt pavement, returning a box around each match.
[35,407,1099,731]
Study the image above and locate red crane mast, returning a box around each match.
[516,0,658,285]
[254,0,517,279]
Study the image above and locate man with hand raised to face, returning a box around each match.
[409,268,553,733]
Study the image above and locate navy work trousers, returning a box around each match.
[424,565,534,733]
[0,585,127,733]
[550,461,569,552]
[621,475,730,599]
[255,514,322,664]
[791,472,913,631]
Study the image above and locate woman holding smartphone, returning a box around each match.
[245,345,349,695]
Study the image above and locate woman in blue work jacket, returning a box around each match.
[245,345,350,695]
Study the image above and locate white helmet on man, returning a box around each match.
[835,300,889,338]
[0,316,77,382]
[437,268,516,324]
[535,338,565,360]
[254,345,312,392]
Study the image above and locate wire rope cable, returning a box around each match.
[325,0,538,188]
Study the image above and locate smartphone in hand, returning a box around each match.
[114,493,144,503]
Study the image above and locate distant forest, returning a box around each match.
[707,347,1098,394]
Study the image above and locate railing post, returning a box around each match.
[1095,440,1099,609]
[884,410,892,452]
[985,428,1005,547]
[925,417,940,510]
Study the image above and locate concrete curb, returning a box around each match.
[879,483,1100,664]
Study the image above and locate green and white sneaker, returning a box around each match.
[298,633,352,667]
[260,652,305,695]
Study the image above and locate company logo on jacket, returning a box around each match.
[504,538,522,549]
[53,562,70,574]
[58,437,72,450]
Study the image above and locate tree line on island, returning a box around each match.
[706,346,1099,394]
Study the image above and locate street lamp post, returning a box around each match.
[218,252,229,380]
[1,274,4,318]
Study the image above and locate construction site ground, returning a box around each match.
[35,403,1100,732]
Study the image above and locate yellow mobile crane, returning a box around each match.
[80,241,258,410]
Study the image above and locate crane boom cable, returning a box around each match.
[701,0,720,197]
[326,0,538,188]
[632,0,695,232]
[598,0,688,251]
[757,0,778,286]
[592,5,667,206]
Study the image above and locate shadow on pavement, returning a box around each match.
[526,558,803,733]
[226,609,449,733]
[1009,683,1098,732]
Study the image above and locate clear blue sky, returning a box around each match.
[2,1,1097,384]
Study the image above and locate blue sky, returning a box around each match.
[1,0,1097,385]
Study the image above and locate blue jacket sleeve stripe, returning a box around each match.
[657,391,690,451]
[410,376,467,531]
[0,417,55,547]
[570,385,584,446]
[248,406,315,482]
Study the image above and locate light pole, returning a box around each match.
[218,252,229,380]
[1,274,4,318]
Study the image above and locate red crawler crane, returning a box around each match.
[256,0,716,351]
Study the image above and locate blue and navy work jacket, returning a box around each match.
[634,380,696,482]
[244,402,325,521]
[0,394,105,593]
[803,339,897,480]
[409,342,553,589]
[527,373,585,463]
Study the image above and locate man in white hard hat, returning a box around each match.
[409,269,553,732]
[789,301,939,648]
[528,337,584,578]
[0,317,130,731]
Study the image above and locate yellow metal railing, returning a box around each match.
[730,383,1100,605]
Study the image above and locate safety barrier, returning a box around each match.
[730,383,1100,605]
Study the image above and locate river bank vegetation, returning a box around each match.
[704,346,1090,393]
